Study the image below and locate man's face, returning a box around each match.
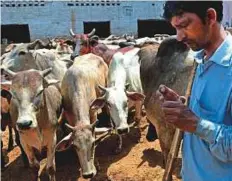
[171,12,211,51]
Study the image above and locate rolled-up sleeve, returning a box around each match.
[195,119,232,162]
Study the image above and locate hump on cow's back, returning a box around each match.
[156,35,189,57]
[73,53,106,66]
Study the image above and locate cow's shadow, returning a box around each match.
[139,146,182,179]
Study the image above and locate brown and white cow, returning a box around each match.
[1,76,29,168]
[1,68,62,181]
[55,53,108,179]
[139,36,195,181]
[1,39,71,82]
[70,29,145,146]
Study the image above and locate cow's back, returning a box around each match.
[61,53,108,124]
[139,36,195,161]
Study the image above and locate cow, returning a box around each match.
[1,76,29,168]
[91,49,145,150]
[55,53,108,179]
[0,39,72,169]
[139,36,195,181]
[1,40,71,83]
[69,29,146,144]
[1,68,62,181]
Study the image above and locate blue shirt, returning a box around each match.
[182,33,232,181]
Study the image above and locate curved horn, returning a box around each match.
[98,85,107,93]
[65,123,75,131]
[90,35,99,41]
[87,28,96,37]
[69,28,75,37]
[28,39,48,49]
[1,65,16,77]
[40,68,52,77]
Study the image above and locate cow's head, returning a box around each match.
[1,68,59,131]
[69,28,99,60]
[90,85,145,135]
[1,40,49,72]
[56,121,98,179]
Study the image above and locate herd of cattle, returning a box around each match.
[1,28,196,181]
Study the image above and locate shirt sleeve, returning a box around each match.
[195,119,232,162]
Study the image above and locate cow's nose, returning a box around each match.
[17,120,32,130]
[82,173,94,179]
[117,127,129,135]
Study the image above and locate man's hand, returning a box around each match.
[156,85,199,133]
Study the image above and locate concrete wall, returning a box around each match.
[223,1,232,27]
[1,1,165,40]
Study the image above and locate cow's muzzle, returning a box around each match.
[17,120,32,130]
[117,127,130,135]
[82,172,94,179]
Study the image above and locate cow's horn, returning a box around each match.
[69,28,75,37]
[1,66,16,77]
[28,39,47,49]
[40,68,52,77]
[87,28,96,37]
[65,123,75,131]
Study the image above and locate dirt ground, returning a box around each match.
[1,117,182,181]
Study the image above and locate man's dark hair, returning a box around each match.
[163,1,223,23]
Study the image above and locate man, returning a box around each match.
[156,1,232,181]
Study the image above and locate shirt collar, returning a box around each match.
[194,33,232,67]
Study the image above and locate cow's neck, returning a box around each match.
[91,44,117,66]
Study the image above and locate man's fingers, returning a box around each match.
[162,101,183,108]
[156,90,165,102]
[162,107,181,115]
[158,84,180,101]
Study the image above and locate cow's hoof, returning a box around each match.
[137,137,144,143]
[146,123,158,142]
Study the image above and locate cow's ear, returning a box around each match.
[89,35,99,46]
[126,91,145,101]
[90,97,106,111]
[43,79,60,88]
[56,133,73,152]
[1,80,12,90]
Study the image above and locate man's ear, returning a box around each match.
[206,8,217,25]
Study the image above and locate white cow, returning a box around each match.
[91,48,145,152]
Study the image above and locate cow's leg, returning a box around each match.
[20,138,40,181]
[46,130,56,181]
[134,101,143,142]
[115,134,122,154]
[134,101,143,123]
[1,139,6,169]
[15,128,29,167]
[7,126,14,151]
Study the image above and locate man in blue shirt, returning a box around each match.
[157,1,232,181]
